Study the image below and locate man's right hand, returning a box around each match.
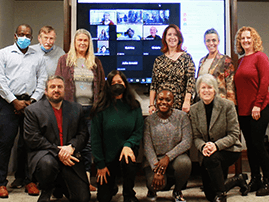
[12,99,27,114]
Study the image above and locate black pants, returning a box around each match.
[34,154,90,202]
[0,97,27,186]
[97,147,139,202]
[201,150,241,201]
[238,105,269,178]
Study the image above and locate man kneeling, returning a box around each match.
[24,75,90,202]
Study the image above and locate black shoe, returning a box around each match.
[52,187,63,199]
[124,196,139,202]
[248,176,262,192]
[224,173,248,196]
[173,190,186,202]
[213,192,227,202]
[37,189,53,202]
[10,178,24,189]
[256,178,269,196]
[238,174,249,196]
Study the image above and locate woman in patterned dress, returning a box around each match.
[149,24,196,114]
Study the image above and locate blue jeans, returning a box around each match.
[81,106,92,172]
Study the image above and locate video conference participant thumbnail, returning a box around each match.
[90,10,116,25]
[117,41,143,55]
[117,56,143,71]
[117,26,142,40]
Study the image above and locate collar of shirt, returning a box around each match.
[11,43,36,55]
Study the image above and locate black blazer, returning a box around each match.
[24,98,89,182]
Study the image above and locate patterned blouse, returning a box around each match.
[198,52,236,105]
[150,52,196,110]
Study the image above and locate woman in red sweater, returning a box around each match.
[234,26,269,196]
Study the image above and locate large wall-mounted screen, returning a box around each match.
[76,0,228,83]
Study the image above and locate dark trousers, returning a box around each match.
[14,118,31,184]
[201,150,241,201]
[144,153,192,193]
[97,147,139,202]
[81,106,92,172]
[0,98,23,186]
[34,154,90,202]
[238,105,269,178]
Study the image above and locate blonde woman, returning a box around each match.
[55,28,105,192]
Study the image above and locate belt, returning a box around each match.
[15,93,31,101]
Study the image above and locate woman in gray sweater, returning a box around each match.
[144,89,192,202]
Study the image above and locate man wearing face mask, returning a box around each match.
[0,24,47,198]
[31,26,65,77]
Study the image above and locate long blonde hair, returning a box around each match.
[235,26,263,56]
[67,29,96,69]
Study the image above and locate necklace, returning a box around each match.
[158,117,169,124]
[157,110,172,124]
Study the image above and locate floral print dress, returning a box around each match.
[150,52,196,110]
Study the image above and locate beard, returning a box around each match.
[47,94,64,104]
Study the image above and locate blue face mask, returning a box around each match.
[41,44,53,53]
[16,35,31,49]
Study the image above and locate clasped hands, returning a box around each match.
[58,144,78,167]
[151,155,169,190]
[202,142,217,157]
[97,146,136,185]
[12,99,31,115]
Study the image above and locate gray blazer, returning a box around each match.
[190,96,242,164]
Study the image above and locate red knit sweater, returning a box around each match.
[235,51,269,116]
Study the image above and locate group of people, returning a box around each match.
[147,24,269,202]
[0,22,268,202]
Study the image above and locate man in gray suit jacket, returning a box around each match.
[24,75,90,202]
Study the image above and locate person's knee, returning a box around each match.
[121,158,137,173]
[173,154,192,171]
[203,153,221,169]
[36,154,59,180]
[38,156,58,171]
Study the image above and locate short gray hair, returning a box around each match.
[204,28,220,42]
[196,74,219,95]
[45,75,65,89]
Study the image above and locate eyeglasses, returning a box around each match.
[16,33,32,39]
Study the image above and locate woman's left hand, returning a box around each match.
[119,146,136,164]
[252,106,261,120]
[153,155,169,175]
[182,101,190,113]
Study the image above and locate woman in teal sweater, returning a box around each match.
[91,70,144,202]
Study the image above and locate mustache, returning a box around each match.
[44,43,53,47]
